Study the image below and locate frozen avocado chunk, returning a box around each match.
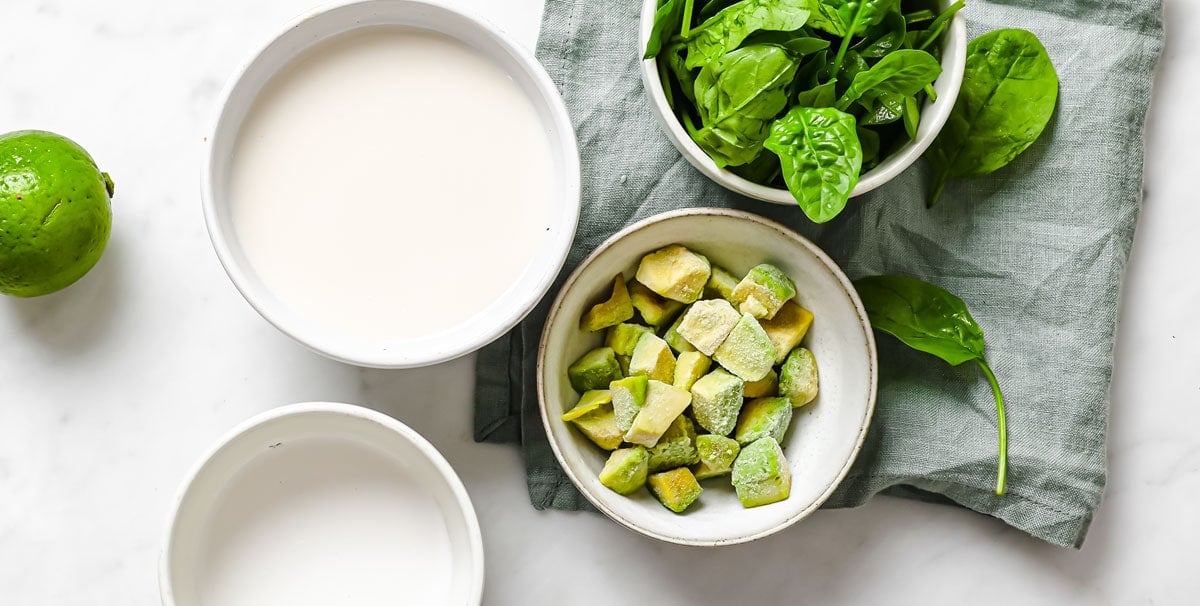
[734,397,793,445]
[568,347,622,393]
[662,309,697,354]
[600,446,650,495]
[561,389,612,422]
[630,281,685,327]
[561,390,622,450]
[689,368,745,436]
[712,313,777,382]
[693,434,741,479]
[635,244,711,304]
[705,265,741,301]
[648,467,703,513]
[743,369,778,398]
[606,323,653,356]
[580,274,635,332]
[611,374,649,432]
[732,437,791,507]
[672,351,711,391]
[628,333,676,383]
[731,264,797,320]
[624,380,692,447]
[648,414,700,472]
[761,301,814,364]
[676,299,741,356]
[779,347,819,407]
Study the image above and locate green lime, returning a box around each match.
[0,130,113,297]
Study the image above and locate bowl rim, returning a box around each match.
[536,207,879,546]
[637,0,967,205]
[200,0,581,369]
[158,401,485,605]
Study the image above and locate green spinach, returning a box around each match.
[763,107,862,223]
[854,274,1009,496]
[835,49,942,110]
[684,0,812,69]
[645,0,686,59]
[693,45,798,167]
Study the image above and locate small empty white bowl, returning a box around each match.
[638,0,966,205]
[538,208,878,546]
[160,403,483,606]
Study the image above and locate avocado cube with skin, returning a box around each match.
[731,264,797,320]
[648,467,703,513]
[599,446,650,495]
[672,351,712,391]
[648,414,700,472]
[662,310,697,354]
[630,282,685,327]
[734,397,793,445]
[712,313,777,382]
[761,301,814,364]
[635,244,712,304]
[693,434,741,479]
[689,368,745,436]
[628,333,676,383]
[610,375,649,432]
[580,274,635,332]
[560,390,612,422]
[676,299,741,356]
[568,347,623,393]
[705,265,741,301]
[779,347,819,407]
[624,380,692,447]
[606,323,654,356]
[732,437,792,507]
[743,369,778,398]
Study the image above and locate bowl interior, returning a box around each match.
[637,0,967,204]
[204,0,580,368]
[539,210,877,545]
[162,404,483,605]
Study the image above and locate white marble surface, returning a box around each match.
[0,0,1194,604]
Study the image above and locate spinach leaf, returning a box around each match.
[858,90,904,125]
[742,31,831,57]
[828,0,897,74]
[855,9,907,59]
[763,106,862,222]
[692,45,798,167]
[698,0,739,19]
[857,125,881,166]
[835,49,941,110]
[729,150,782,183]
[645,0,686,59]
[684,0,812,69]
[797,79,838,107]
[853,274,1009,496]
[925,28,1059,206]
[902,94,920,139]
[902,8,936,25]
[916,0,965,51]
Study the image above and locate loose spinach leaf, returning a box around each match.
[645,0,686,59]
[925,28,1059,206]
[835,49,942,110]
[853,274,1009,496]
[692,45,799,167]
[684,0,812,69]
[763,106,862,222]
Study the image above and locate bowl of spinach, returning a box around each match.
[640,0,966,223]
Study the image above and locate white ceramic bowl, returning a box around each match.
[161,402,483,606]
[639,1,967,205]
[538,208,877,545]
[202,0,580,368]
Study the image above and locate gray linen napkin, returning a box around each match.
[474,0,1163,548]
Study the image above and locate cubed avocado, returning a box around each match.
[743,369,779,398]
[610,374,649,432]
[693,434,741,479]
[705,265,741,301]
[605,322,654,356]
[648,414,700,472]
[630,281,686,327]
[731,437,791,507]
[662,309,698,354]
[647,467,703,513]
[635,244,712,304]
[712,313,777,382]
[617,354,631,376]
[628,333,676,383]
[599,446,650,495]
[580,274,636,332]
[568,407,624,451]
[568,347,623,393]
[624,380,692,447]
[672,351,712,391]
[676,299,741,356]
[731,264,797,320]
[779,347,819,407]
[689,368,745,436]
[760,301,814,364]
[561,390,612,422]
[734,397,793,445]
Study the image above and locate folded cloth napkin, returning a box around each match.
[474,0,1163,548]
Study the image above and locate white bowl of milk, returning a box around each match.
[203,0,580,368]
